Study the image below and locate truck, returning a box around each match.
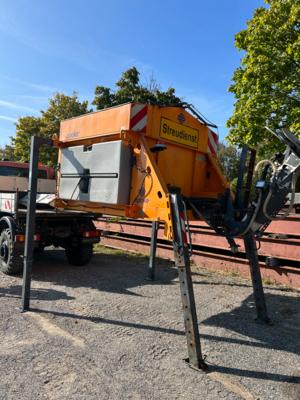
[0,160,100,275]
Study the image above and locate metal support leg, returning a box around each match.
[21,136,52,312]
[244,233,270,323]
[148,221,158,280]
[170,193,206,370]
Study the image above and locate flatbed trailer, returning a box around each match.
[0,194,100,275]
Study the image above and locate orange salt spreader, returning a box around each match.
[54,102,228,240]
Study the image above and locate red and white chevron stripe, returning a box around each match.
[130,103,148,132]
[207,129,218,155]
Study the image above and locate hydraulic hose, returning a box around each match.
[254,159,276,175]
[239,190,263,236]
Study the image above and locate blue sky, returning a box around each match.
[0,0,264,147]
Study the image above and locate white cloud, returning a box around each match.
[0,75,57,94]
[15,94,49,103]
[0,99,38,113]
[14,79,57,93]
[0,115,17,122]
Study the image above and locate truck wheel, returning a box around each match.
[65,244,93,266]
[0,228,23,275]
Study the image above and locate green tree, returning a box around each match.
[13,93,89,165]
[13,116,44,162]
[93,66,181,109]
[217,143,241,182]
[227,0,300,154]
[0,143,16,160]
[41,92,89,136]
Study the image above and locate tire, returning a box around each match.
[65,243,93,266]
[0,228,23,275]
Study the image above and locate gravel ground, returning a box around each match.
[0,246,299,400]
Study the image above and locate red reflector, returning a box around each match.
[82,230,100,238]
[15,234,25,242]
[34,233,41,241]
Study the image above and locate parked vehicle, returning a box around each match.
[0,161,100,275]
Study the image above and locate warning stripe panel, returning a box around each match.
[207,129,218,155]
[131,103,145,119]
[130,104,148,132]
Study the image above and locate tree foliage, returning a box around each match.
[92,66,181,109]
[0,144,15,161]
[217,143,241,182]
[13,116,43,163]
[13,93,89,165]
[227,0,300,153]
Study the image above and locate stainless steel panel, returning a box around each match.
[59,140,131,204]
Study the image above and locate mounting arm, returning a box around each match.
[191,129,300,239]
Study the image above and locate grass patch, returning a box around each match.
[94,244,147,260]
[262,277,275,286]
[106,216,126,223]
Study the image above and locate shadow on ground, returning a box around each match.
[0,285,75,301]
[202,291,300,386]
[33,248,177,294]
[3,247,177,300]
[202,292,300,353]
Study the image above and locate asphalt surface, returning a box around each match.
[0,246,299,400]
